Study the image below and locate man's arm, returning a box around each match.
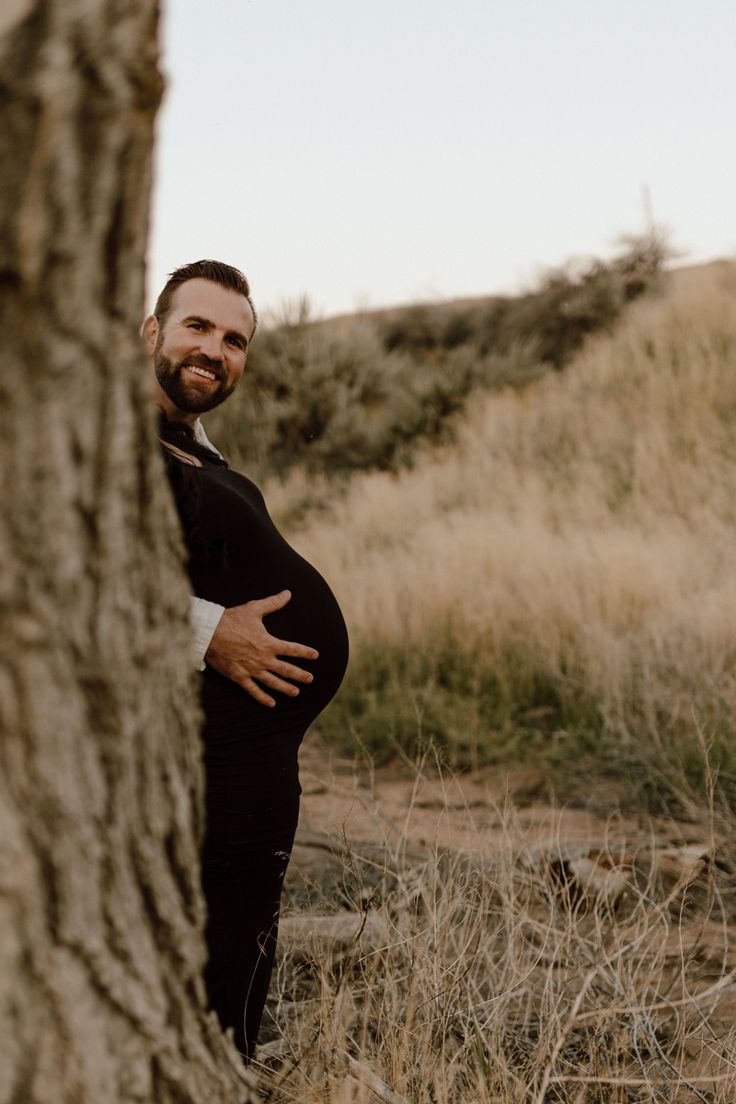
[191,590,318,708]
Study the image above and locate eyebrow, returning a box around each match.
[181,314,249,348]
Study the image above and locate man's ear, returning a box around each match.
[142,314,159,354]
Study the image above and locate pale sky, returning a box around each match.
[148,0,736,318]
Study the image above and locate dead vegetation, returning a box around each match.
[251,757,736,1102]
[271,261,736,794]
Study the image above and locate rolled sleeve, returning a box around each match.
[191,596,225,670]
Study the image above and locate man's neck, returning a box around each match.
[152,381,198,427]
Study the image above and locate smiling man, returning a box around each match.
[148,273,251,416]
[142,260,349,1061]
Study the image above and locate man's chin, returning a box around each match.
[174,393,229,415]
[191,385,234,413]
[159,377,232,414]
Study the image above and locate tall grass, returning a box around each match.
[257,761,736,1102]
[272,262,736,797]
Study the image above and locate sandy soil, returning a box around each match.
[296,741,698,858]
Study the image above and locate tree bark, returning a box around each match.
[0,3,257,1100]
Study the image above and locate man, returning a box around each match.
[145,261,316,698]
[143,260,349,1059]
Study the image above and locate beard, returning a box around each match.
[154,344,237,415]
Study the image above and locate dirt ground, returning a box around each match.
[263,741,736,1101]
[296,741,701,858]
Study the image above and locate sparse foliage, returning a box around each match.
[256,762,736,1103]
[207,234,668,481]
[278,261,736,805]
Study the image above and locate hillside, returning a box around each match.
[269,260,736,804]
[207,235,668,484]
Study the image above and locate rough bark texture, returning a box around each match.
[0,3,257,1100]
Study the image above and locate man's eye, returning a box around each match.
[188,322,204,331]
[227,337,245,350]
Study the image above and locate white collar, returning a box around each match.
[193,419,223,459]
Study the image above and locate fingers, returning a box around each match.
[271,660,314,685]
[271,638,319,661]
[256,671,302,698]
[241,677,276,708]
[233,594,319,660]
[251,589,292,615]
[241,671,305,708]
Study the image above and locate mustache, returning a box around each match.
[179,354,226,382]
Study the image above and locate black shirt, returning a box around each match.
[161,419,349,806]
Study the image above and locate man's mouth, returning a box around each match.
[183,364,220,383]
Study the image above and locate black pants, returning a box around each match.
[201,795,300,1060]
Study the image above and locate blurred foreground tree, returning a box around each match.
[0,3,256,1101]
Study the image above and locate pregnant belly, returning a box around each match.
[199,557,349,734]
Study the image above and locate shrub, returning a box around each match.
[285,260,736,806]
[206,233,668,481]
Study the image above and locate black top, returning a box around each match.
[161,419,349,807]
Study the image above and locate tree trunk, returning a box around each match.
[0,3,257,1100]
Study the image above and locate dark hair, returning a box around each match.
[154,259,258,333]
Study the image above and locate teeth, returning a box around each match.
[187,366,216,380]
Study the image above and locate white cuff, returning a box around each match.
[190,596,225,670]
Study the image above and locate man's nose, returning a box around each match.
[199,332,224,361]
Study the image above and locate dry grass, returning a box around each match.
[256,759,736,1103]
[268,262,736,785]
[247,264,736,1099]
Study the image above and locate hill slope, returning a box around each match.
[277,261,736,802]
[207,235,667,483]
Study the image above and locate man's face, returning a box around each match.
[148,278,256,417]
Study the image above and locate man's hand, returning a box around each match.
[205,590,318,707]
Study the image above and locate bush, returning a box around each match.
[284,259,736,808]
[206,233,668,481]
[377,231,671,368]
